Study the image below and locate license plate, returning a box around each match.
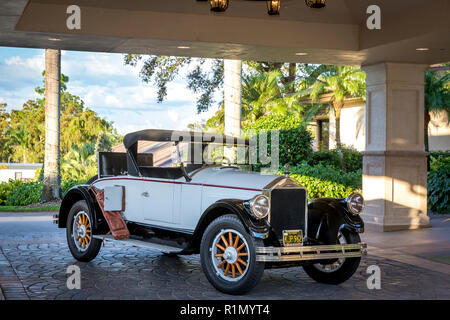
[282,230,303,247]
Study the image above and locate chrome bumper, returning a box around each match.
[256,243,367,262]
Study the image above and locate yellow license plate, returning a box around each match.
[283,230,303,247]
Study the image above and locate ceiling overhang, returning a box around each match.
[0,0,449,65]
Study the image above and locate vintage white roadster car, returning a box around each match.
[55,129,367,294]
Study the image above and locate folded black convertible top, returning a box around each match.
[123,129,253,149]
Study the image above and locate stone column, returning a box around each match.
[224,59,242,162]
[328,107,337,150]
[42,49,61,201]
[362,62,430,231]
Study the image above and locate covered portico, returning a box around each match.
[1,0,449,231]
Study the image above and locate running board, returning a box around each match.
[93,234,184,254]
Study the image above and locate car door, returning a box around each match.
[177,183,203,231]
[137,178,175,225]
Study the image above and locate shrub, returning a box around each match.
[308,147,362,173]
[0,178,86,207]
[5,181,43,206]
[61,180,85,196]
[0,179,23,205]
[341,147,363,173]
[428,152,450,213]
[308,150,341,169]
[285,162,362,200]
[244,114,313,169]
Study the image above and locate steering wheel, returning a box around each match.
[211,156,232,166]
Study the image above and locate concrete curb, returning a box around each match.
[0,248,29,300]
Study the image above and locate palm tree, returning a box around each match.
[206,69,317,133]
[424,71,450,152]
[241,70,283,126]
[10,124,30,163]
[42,49,62,202]
[61,143,97,181]
[300,65,366,151]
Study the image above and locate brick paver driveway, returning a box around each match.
[0,215,449,300]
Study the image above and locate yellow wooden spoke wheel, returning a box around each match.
[72,210,92,252]
[211,229,250,282]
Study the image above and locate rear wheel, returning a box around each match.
[303,230,361,284]
[66,200,102,262]
[200,214,264,295]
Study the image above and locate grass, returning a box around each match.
[0,205,60,212]
[428,256,450,265]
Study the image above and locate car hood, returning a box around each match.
[190,166,279,191]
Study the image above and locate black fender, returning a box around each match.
[188,199,270,253]
[58,185,102,231]
[307,198,364,245]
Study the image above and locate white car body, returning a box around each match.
[91,167,277,231]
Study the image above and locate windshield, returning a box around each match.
[177,142,250,166]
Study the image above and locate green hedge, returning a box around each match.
[0,179,23,205]
[308,147,363,173]
[5,181,43,206]
[1,179,85,207]
[285,162,362,200]
[428,153,450,214]
[244,114,313,169]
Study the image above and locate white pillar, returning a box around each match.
[224,59,242,162]
[362,62,430,231]
[328,107,337,150]
[224,59,242,137]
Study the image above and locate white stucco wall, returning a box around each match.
[340,104,366,151]
[428,110,450,151]
[0,164,42,182]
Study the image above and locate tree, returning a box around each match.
[424,71,450,152]
[299,65,366,151]
[124,55,303,115]
[0,104,11,162]
[9,124,30,163]
[124,55,223,113]
[203,70,316,133]
[8,100,45,163]
[4,72,120,164]
[241,70,283,126]
[42,49,61,202]
[61,142,97,181]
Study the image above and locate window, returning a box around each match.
[318,120,330,150]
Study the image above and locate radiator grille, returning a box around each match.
[268,188,307,240]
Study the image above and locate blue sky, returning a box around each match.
[0,47,218,135]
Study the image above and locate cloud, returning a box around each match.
[167,109,179,122]
[0,48,221,135]
[4,54,45,71]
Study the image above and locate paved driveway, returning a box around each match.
[0,213,449,300]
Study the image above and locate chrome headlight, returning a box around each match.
[250,194,270,219]
[346,192,364,215]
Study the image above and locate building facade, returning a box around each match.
[0,163,42,182]
[310,95,450,152]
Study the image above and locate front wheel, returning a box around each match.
[66,200,102,262]
[303,230,361,284]
[200,214,264,295]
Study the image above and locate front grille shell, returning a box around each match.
[263,177,308,242]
